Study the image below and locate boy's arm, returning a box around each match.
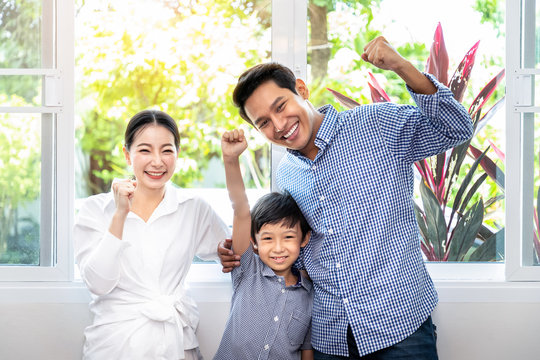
[301,349,314,360]
[222,129,252,256]
[361,35,437,95]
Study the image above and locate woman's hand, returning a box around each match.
[112,179,137,216]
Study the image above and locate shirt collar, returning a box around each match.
[260,262,312,291]
[286,104,340,158]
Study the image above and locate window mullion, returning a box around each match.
[270,0,307,191]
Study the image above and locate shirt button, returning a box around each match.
[281,288,285,293]
[311,165,317,170]
[278,278,282,283]
[343,298,349,304]
[328,228,334,235]
[274,316,279,322]
[264,344,270,350]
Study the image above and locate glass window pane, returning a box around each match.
[0,113,47,265]
[527,113,540,266]
[307,0,505,262]
[74,1,272,263]
[0,76,41,106]
[0,0,43,68]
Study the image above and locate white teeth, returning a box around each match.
[283,123,298,139]
[147,171,164,176]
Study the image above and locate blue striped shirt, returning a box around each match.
[276,74,473,356]
[214,249,313,360]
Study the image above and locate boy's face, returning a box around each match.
[254,220,309,279]
[244,80,321,159]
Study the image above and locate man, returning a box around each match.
[219,36,473,359]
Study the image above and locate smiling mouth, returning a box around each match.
[282,123,298,139]
[271,256,288,263]
[145,171,166,178]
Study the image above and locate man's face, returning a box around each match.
[244,80,319,158]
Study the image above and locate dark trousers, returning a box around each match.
[314,316,438,360]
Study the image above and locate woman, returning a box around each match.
[74,110,229,360]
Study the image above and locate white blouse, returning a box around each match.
[74,183,229,360]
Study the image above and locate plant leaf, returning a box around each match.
[447,200,484,261]
[414,203,433,256]
[449,146,488,227]
[468,69,506,119]
[368,73,391,102]
[484,194,505,209]
[475,97,505,135]
[425,22,449,86]
[326,87,360,109]
[448,40,479,102]
[443,140,472,206]
[469,228,503,261]
[419,181,447,260]
[468,145,505,190]
[435,152,447,201]
[459,173,488,214]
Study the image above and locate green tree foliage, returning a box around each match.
[0,0,41,103]
[0,96,40,263]
[76,0,271,195]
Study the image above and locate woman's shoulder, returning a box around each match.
[77,191,114,215]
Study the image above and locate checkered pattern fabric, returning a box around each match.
[214,249,313,360]
[276,74,473,357]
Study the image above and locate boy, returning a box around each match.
[214,129,314,360]
[219,36,473,359]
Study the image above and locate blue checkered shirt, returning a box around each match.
[276,74,473,357]
[214,249,313,360]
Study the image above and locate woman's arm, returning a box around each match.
[221,129,252,256]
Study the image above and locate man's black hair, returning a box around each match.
[232,62,298,126]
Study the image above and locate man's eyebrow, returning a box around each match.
[254,96,285,127]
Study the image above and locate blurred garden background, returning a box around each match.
[0,0,507,264]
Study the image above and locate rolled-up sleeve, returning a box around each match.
[375,72,473,164]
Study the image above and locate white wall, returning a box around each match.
[1,281,540,360]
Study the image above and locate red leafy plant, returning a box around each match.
[329,23,505,261]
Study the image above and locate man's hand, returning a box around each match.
[361,36,437,95]
[218,238,241,273]
[361,36,406,73]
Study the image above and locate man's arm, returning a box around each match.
[361,36,437,95]
[221,129,252,256]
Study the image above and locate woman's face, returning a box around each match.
[123,124,177,191]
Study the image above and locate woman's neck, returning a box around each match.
[130,185,166,222]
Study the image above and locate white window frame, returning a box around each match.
[3,0,540,304]
[0,0,74,281]
[505,0,540,280]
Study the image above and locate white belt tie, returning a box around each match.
[139,294,191,359]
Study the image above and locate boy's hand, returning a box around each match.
[217,238,240,273]
[221,129,248,159]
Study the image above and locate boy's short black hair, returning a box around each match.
[250,191,311,242]
[232,62,298,126]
